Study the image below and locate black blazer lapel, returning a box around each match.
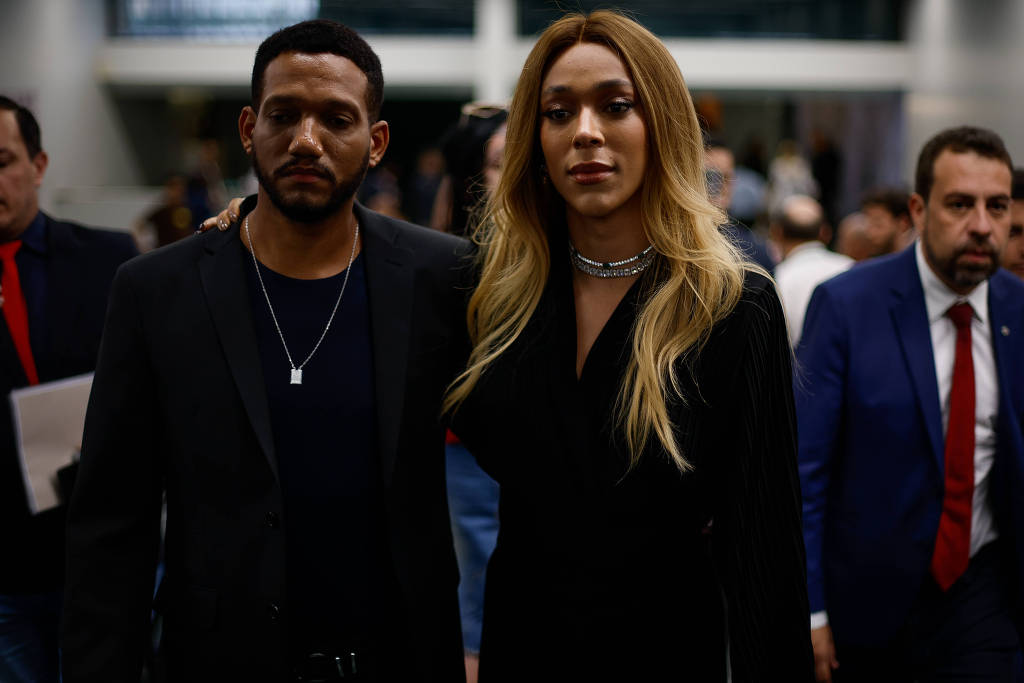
[889,247,945,472]
[357,204,414,487]
[198,227,278,479]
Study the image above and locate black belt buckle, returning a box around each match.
[294,651,360,681]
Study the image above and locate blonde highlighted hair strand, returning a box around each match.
[445,10,752,471]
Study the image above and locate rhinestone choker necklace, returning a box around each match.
[569,240,656,278]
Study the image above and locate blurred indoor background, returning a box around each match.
[1,0,1021,239]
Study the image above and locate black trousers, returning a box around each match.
[835,542,1021,682]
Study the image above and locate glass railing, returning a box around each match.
[111,0,474,37]
[517,0,907,40]
[111,0,903,39]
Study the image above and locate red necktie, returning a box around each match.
[0,241,39,386]
[930,301,975,591]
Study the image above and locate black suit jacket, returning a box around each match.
[62,204,471,682]
[0,213,137,593]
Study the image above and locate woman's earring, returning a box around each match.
[540,163,549,185]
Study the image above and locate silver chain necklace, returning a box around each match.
[569,240,656,278]
[244,215,359,385]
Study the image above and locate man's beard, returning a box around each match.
[924,234,999,291]
[251,147,369,224]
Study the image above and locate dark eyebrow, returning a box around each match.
[541,78,634,96]
[262,94,358,111]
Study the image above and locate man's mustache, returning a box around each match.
[957,242,997,257]
[273,161,335,182]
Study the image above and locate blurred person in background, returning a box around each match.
[834,211,875,262]
[1001,168,1024,279]
[770,195,852,346]
[0,95,137,683]
[432,103,506,236]
[705,136,776,273]
[406,147,445,226]
[798,126,1023,682]
[767,138,818,216]
[729,161,768,229]
[432,101,507,683]
[196,138,228,214]
[861,187,914,258]
[811,129,842,229]
[134,174,193,250]
[360,161,405,220]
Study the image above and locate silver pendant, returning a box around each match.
[290,368,303,385]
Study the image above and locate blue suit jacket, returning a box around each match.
[796,245,1024,648]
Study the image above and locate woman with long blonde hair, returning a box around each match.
[446,11,813,680]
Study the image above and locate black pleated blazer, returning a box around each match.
[454,257,815,682]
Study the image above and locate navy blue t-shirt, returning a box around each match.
[242,244,391,654]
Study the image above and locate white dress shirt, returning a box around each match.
[915,240,998,557]
[774,241,853,346]
[810,242,999,631]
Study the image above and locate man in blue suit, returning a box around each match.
[798,126,1024,682]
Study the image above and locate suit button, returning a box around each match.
[264,511,279,528]
[267,602,280,621]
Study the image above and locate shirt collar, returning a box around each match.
[915,239,988,328]
[17,211,49,256]
[784,240,827,260]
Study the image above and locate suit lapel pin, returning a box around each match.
[1001,325,1010,336]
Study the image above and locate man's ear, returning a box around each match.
[239,106,257,155]
[908,192,927,233]
[368,120,390,168]
[31,150,48,188]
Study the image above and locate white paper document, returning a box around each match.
[10,372,93,514]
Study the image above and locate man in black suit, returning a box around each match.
[0,96,137,683]
[62,20,469,683]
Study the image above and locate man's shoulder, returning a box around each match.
[814,247,912,301]
[991,267,1024,297]
[117,228,213,283]
[778,244,851,281]
[44,213,137,256]
[359,207,472,261]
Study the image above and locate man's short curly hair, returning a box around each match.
[251,19,384,121]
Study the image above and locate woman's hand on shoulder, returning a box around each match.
[197,197,245,233]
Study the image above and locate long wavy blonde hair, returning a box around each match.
[445,10,750,471]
